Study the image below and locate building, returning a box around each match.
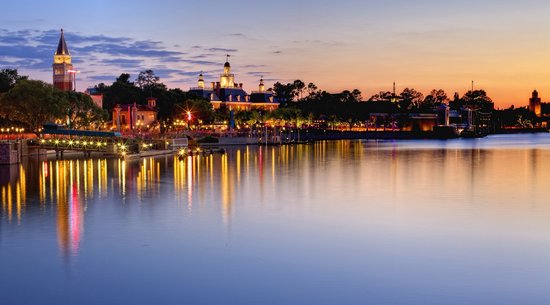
[85,88,104,109]
[52,29,75,91]
[529,90,542,117]
[112,97,158,132]
[189,59,279,111]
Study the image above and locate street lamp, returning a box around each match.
[67,69,80,91]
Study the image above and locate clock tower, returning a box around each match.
[52,29,74,91]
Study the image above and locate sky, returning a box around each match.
[2,0,550,108]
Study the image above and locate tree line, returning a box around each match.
[0,69,107,132]
[0,67,543,132]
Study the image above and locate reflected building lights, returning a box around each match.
[220,154,232,224]
[187,156,193,210]
[271,147,276,185]
[236,150,241,185]
[2,141,550,261]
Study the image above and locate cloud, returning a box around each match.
[205,47,238,53]
[246,71,271,78]
[100,58,144,68]
[180,59,219,66]
[292,39,341,47]
[0,29,186,72]
[86,75,117,82]
[0,28,278,90]
[242,64,267,68]
[190,54,214,59]
[151,68,183,79]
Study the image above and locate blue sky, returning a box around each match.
[3,0,550,106]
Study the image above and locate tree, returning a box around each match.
[173,98,214,124]
[273,82,294,105]
[419,89,448,112]
[293,80,305,100]
[449,92,462,110]
[399,88,424,111]
[273,80,308,103]
[234,110,253,126]
[214,104,230,123]
[101,73,142,113]
[306,82,319,98]
[0,80,66,132]
[340,89,362,103]
[136,70,166,93]
[63,91,107,129]
[368,91,392,102]
[0,69,27,93]
[462,90,494,111]
[351,89,362,102]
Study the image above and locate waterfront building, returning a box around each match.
[189,60,279,111]
[52,29,74,91]
[529,90,542,117]
[112,97,158,132]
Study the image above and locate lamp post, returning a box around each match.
[67,69,80,91]
[187,111,192,131]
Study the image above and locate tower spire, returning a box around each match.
[56,29,70,56]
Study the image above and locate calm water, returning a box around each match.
[2,134,550,305]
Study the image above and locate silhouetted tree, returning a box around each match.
[368,91,393,102]
[462,90,494,111]
[420,89,448,112]
[0,69,27,93]
[399,88,424,111]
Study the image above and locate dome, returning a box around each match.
[224,61,231,68]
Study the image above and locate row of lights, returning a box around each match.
[40,139,108,147]
[1,127,25,141]
[1,127,25,133]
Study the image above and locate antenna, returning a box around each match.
[471,80,474,92]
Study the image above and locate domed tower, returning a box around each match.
[258,77,265,93]
[52,29,74,91]
[220,55,235,88]
[197,72,205,89]
[223,61,231,75]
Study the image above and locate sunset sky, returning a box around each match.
[2,0,550,107]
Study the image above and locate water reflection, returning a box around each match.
[2,136,550,260]
[3,135,550,304]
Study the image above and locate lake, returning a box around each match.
[1,134,550,305]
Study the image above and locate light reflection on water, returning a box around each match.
[1,135,550,305]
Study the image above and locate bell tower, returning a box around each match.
[52,29,74,91]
